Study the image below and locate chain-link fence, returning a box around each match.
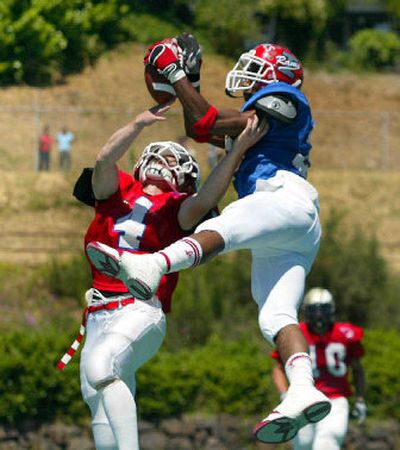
[0,105,399,173]
[1,104,399,266]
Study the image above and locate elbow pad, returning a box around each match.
[192,105,218,142]
[255,95,297,125]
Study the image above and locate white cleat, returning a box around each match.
[86,241,164,301]
[253,385,331,444]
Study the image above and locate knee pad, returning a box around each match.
[85,344,118,390]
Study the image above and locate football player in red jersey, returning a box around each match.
[69,102,267,450]
[271,288,366,450]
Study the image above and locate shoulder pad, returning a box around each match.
[73,167,95,207]
[255,94,297,124]
[336,323,364,342]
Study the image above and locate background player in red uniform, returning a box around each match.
[76,102,267,450]
[271,287,367,450]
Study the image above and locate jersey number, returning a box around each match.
[309,343,347,378]
[113,196,153,250]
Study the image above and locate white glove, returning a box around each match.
[352,399,367,424]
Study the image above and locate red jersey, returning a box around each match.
[271,322,364,399]
[85,170,190,313]
[39,134,52,152]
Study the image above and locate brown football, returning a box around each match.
[144,64,176,104]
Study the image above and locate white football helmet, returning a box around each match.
[303,288,335,335]
[134,141,200,194]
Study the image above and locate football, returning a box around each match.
[144,64,176,104]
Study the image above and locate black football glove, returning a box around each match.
[176,32,202,89]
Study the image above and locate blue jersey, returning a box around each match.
[234,82,314,198]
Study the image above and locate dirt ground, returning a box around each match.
[1,43,400,270]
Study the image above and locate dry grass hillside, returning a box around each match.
[1,42,400,270]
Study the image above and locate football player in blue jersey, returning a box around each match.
[86,35,331,445]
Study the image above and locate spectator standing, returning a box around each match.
[56,126,75,171]
[38,125,53,171]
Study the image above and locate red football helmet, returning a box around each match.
[225,43,303,97]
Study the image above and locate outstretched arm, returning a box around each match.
[176,75,253,139]
[92,103,172,200]
[178,115,268,230]
[145,41,253,142]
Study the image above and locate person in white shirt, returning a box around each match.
[56,126,75,171]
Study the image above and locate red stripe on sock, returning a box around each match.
[159,251,171,272]
[182,238,202,266]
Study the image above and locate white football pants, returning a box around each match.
[80,296,166,450]
[196,170,321,344]
[293,396,349,450]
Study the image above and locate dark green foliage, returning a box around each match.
[165,251,256,349]
[307,210,389,326]
[40,254,91,302]
[348,29,400,71]
[119,14,181,45]
[0,0,193,85]
[195,0,263,55]
[0,328,83,425]
[362,329,400,420]
[0,0,397,85]
[1,328,400,425]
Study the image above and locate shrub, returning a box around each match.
[119,13,180,45]
[1,328,400,425]
[195,0,263,55]
[165,250,255,349]
[348,29,400,71]
[307,210,389,326]
[363,329,400,421]
[37,254,91,302]
[0,328,84,425]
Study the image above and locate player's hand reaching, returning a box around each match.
[230,115,269,157]
[135,102,174,128]
[352,399,367,424]
[176,32,202,88]
[144,38,185,84]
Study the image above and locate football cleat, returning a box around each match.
[253,385,331,443]
[86,242,164,301]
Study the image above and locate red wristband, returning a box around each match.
[192,105,218,142]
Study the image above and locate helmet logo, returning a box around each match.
[276,52,301,80]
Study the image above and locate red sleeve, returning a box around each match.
[340,323,365,360]
[95,170,134,210]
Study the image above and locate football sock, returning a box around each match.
[285,352,314,387]
[101,380,139,450]
[156,237,203,273]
